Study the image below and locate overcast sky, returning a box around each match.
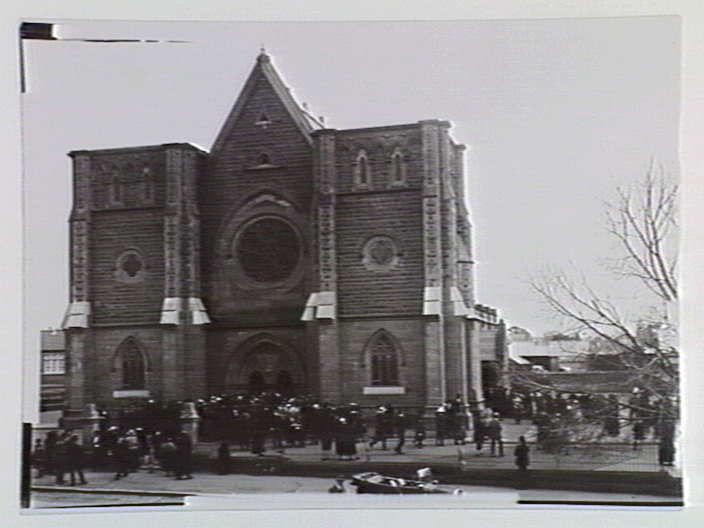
[21,17,679,351]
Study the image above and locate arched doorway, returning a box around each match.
[481,360,502,409]
[276,371,294,395]
[248,371,265,394]
[226,338,304,395]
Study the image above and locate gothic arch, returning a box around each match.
[111,337,149,391]
[212,187,308,296]
[354,149,371,187]
[361,329,405,387]
[214,186,304,257]
[389,147,406,185]
[225,333,306,393]
[360,329,406,367]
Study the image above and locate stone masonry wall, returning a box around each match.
[338,317,426,407]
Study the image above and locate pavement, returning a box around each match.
[189,422,677,474]
[28,422,682,505]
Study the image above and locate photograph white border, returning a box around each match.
[1,1,703,527]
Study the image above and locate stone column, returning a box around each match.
[466,319,484,410]
[180,401,200,444]
[65,331,88,412]
[311,130,341,402]
[420,120,446,407]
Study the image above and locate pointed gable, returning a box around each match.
[211,52,315,153]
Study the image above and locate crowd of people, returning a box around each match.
[32,431,87,486]
[31,387,678,483]
[32,427,195,484]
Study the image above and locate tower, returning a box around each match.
[62,143,209,415]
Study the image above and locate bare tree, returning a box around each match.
[511,166,679,448]
[605,161,678,303]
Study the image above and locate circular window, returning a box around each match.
[235,217,301,283]
[115,249,146,283]
[362,236,400,272]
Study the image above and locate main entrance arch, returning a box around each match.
[225,336,305,395]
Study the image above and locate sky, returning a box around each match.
[21,17,680,353]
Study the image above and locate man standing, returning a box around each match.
[216,441,231,475]
[32,439,45,478]
[66,435,88,486]
[369,406,390,450]
[175,431,194,480]
[113,433,130,480]
[487,412,504,457]
[514,435,530,471]
[413,413,426,448]
[473,412,486,455]
[394,410,407,454]
[435,405,447,446]
[54,432,70,485]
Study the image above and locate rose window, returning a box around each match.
[115,249,146,283]
[235,217,301,283]
[362,235,400,272]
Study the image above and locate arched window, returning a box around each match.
[257,152,272,166]
[110,175,123,204]
[116,339,146,390]
[391,150,405,183]
[370,332,399,386]
[355,150,370,187]
[142,167,154,201]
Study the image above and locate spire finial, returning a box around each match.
[257,44,270,63]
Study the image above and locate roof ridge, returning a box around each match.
[210,53,318,153]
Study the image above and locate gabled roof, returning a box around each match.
[510,339,591,358]
[211,52,317,153]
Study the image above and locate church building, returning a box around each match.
[61,52,506,416]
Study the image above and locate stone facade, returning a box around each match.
[62,52,506,414]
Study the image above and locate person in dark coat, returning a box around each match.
[369,406,390,450]
[66,435,88,486]
[174,432,194,480]
[435,406,447,446]
[658,420,676,467]
[394,411,407,454]
[159,437,177,476]
[514,436,530,472]
[473,413,486,455]
[43,431,58,480]
[249,407,269,456]
[54,433,70,485]
[32,439,46,478]
[487,413,504,457]
[124,429,141,471]
[216,441,231,475]
[318,405,335,461]
[453,411,467,446]
[632,421,645,451]
[113,435,130,480]
[334,417,351,460]
[90,430,107,470]
[413,414,426,448]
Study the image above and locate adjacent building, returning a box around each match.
[39,329,66,418]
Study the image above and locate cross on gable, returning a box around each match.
[255,112,271,129]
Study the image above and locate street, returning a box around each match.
[30,471,680,509]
